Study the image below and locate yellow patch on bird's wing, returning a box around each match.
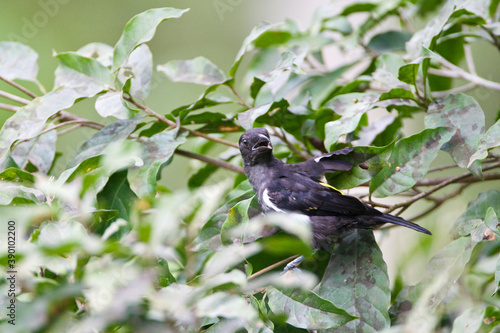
[319,182,344,195]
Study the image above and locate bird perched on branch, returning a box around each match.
[238,128,431,269]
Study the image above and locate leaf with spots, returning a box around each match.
[0,89,96,169]
[425,94,485,173]
[452,190,500,238]
[266,287,356,330]
[317,229,390,332]
[0,42,38,82]
[468,118,500,167]
[158,56,227,86]
[127,130,187,198]
[391,236,479,325]
[324,92,379,150]
[327,142,395,190]
[370,127,455,197]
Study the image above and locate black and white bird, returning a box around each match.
[238,128,431,257]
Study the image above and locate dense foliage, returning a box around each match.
[1,0,500,332]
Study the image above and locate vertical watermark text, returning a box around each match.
[6,220,17,326]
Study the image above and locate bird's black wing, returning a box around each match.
[290,148,354,181]
[265,172,376,217]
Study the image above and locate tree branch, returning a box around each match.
[385,162,500,213]
[0,103,19,112]
[124,95,239,149]
[175,149,244,174]
[0,90,31,105]
[0,76,38,99]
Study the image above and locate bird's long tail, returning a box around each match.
[374,213,432,235]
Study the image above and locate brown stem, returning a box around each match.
[386,162,500,213]
[175,149,244,174]
[124,96,239,149]
[229,85,252,109]
[247,255,299,280]
[0,76,38,99]
[271,128,310,160]
[0,103,19,112]
[0,90,31,105]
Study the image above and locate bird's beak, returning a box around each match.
[252,137,272,151]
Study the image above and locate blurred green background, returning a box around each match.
[0,0,333,187]
[1,1,500,284]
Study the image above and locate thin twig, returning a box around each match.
[229,85,252,109]
[271,127,310,160]
[0,103,19,112]
[57,124,82,136]
[408,183,470,221]
[430,82,477,98]
[0,76,38,99]
[463,33,477,75]
[17,120,104,144]
[247,255,299,280]
[429,65,500,92]
[124,96,239,148]
[176,149,244,174]
[0,90,31,105]
[385,162,500,213]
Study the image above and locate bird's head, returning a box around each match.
[239,128,273,166]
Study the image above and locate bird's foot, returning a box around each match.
[282,255,304,273]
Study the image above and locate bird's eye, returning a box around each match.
[242,139,248,146]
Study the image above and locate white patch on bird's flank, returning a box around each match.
[314,156,323,162]
[262,188,285,213]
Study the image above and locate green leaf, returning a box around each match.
[68,116,144,168]
[157,258,177,287]
[0,89,90,169]
[340,3,377,15]
[406,2,457,58]
[391,237,479,322]
[299,64,353,109]
[194,181,255,249]
[451,307,486,333]
[221,196,253,244]
[425,94,485,170]
[96,171,137,237]
[0,167,35,184]
[322,16,353,34]
[76,42,114,67]
[158,56,227,86]
[370,127,455,197]
[266,287,356,330]
[0,41,38,82]
[171,85,233,117]
[367,31,413,53]
[254,99,312,141]
[11,129,57,174]
[0,182,43,205]
[119,44,152,100]
[127,130,187,198]
[318,229,390,332]
[398,63,419,85]
[253,30,292,48]
[196,292,259,323]
[379,88,416,101]
[55,52,113,86]
[452,190,500,238]
[324,93,379,149]
[229,22,273,78]
[327,143,395,189]
[112,7,189,70]
[95,91,138,119]
[469,118,500,166]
